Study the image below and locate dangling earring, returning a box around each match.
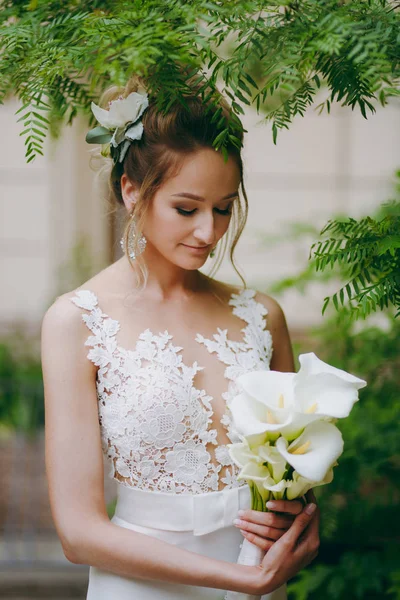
[120,213,147,260]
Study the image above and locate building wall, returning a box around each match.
[0,94,399,333]
[0,98,110,332]
[216,98,399,329]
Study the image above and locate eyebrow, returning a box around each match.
[171,192,239,202]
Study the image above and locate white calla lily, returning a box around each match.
[227,440,270,505]
[228,439,284,481]
[257,444,287,482]
[228,433,337,501]
[235,370,316,439]
[229,390,298,442]
[262,472,307,500]
[230,376,321,442]
[276,420,343,482]
[231,353,366,443]
[294,353,367,418]
[262,468,333,500]
[237,370,296,410]
[237,460,271,482]
[284,468,334,500]
[284,471,314,500]
[228,439,258,469]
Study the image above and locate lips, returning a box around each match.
[182,244,210,250]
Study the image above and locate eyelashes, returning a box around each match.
[176,207,232,217]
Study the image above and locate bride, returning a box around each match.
[41,74,320,599]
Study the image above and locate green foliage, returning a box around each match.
[0,333,44,436]
[314,197,400,320]
[310,180,400,319]
[0,0,399,162]
[264,199,400,599]
[263,172,400,320]
[287,309,400,599]
[289,550,400,600]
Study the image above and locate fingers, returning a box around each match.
[298,499,320,548]
[234,518,286,541]
[283,503,317,547]
[236,509,294,530]
[239,528,275,552]
[266,499,304,515]
[235,497,319,556]
[296,521,320,560]
[301,491,320,534]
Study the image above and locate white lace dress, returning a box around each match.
[70,288,287,600]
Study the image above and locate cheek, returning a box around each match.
[145,207,189,242]
[216,216,232,239]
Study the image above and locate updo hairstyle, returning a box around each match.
[97,73,248,288]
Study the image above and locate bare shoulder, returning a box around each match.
[41,291,84,336]
[252,290,295,372]
[41,282,104,362]
[252,290,287,324]
[41,287,93,338]
[204,276,287,323]
[40,293,92,379]
[204,278,288,325]
[41,260,121,334]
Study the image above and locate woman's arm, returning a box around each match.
[41,295,260,595]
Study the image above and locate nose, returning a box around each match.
[192,211,216,246]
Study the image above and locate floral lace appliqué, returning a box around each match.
[71,288,273,495]
[196,289,273,487]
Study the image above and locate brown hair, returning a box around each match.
[98,73,248,289]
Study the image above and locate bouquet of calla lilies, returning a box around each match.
[224,352,367,600]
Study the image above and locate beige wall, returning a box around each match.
[1,95,399,332]
[214,98,399,328]
[0,98,110,331]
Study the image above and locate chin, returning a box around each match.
[179,258,209,270]
[171,253,209,270]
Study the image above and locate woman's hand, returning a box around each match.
[253,490,320,595]
[233,498,304,551]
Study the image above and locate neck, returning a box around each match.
[116,254,207,302]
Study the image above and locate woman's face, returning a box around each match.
[132,148,241,270]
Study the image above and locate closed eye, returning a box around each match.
[176,205,233,217]
[176,208,196,216]
[215,206,232,216]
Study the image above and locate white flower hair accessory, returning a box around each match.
[85,89,149,164]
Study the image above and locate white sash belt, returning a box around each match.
[114,483,251,536]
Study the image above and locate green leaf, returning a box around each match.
[85,126,112,144]
[322,296,330,315]
[243,72,258,89]
[333,293,339,311]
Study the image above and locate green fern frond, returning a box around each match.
[0,0,398,160]
[312,193,400,319]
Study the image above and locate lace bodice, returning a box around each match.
[70,288,273,495]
